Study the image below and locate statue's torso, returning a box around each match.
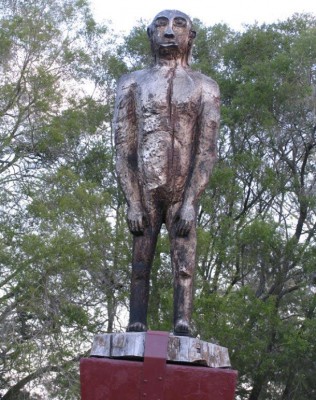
[135,66,202,197]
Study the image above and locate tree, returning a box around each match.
[0,0,123,398]
[192,15,316,400]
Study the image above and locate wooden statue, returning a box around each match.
[114,10,220,335]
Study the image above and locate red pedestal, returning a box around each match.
[80,331,237,400]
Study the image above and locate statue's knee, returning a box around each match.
[179,266,193,279]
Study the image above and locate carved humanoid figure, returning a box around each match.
[114,10,220,335]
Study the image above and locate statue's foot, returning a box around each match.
[127,322,147,332]
[174,319,191,336]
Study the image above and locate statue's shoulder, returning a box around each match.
[116,72,136,91]
[116,69,149,90]
[189,69,220,96]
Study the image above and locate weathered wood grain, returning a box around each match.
[90,332,231,368]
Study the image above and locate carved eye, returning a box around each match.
[155,17,168,27]
[173,17,187,27]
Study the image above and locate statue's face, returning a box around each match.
[148,10,195,60]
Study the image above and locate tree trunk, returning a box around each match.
[248,375,265,400]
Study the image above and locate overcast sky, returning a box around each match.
[91,0,316,33]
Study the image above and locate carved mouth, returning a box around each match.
[160,43,178,48]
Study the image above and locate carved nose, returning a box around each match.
[164,27,175,38]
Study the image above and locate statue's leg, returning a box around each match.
[167,206,197,336]
[127,214,161,332]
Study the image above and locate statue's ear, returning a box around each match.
[190,30,196,39]
[147,26,152,38]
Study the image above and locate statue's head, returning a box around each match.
[147,10,196,65]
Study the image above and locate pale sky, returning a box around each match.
[91,0,316,33]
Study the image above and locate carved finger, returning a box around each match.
[142,214,149,228]
[135,220,139,233]
[136,218,143,233]
[134,220,140,234]
[180,225,187,236]
[186,220,193,234]
[176,220,182,232]
[177,220,192,237]
[183,224,191,236]
[177,220,186,236]
[140,219,145,233]
[130,220,136,233]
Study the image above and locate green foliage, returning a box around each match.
[194,13,316,400]
[120,21,152,70]
[0,0,124,398]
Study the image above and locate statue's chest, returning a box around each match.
[137,69,200,115]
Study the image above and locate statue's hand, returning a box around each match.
[127,203,147,236]
[175,203,196,237]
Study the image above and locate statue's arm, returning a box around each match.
[114,75,147,235]
[177,79,220,236]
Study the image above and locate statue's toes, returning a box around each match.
[127,322,147,332]
[174,319,191,336]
